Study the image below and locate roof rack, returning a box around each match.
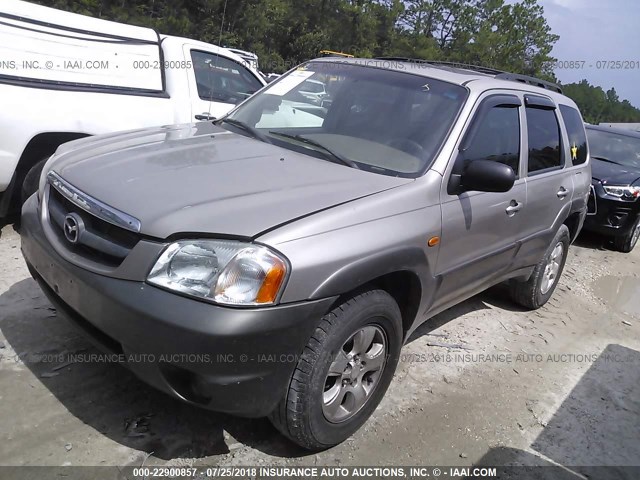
[494,73,562,94]
[373,57,563,94]
[374,57,505,75]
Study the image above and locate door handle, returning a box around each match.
[195,113,216,121]
[557,187,569,199]
[506,201,522,216]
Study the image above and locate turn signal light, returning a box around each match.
[256,263,287,303]
[428,236,440,247]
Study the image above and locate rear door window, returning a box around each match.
[526,107,563,175]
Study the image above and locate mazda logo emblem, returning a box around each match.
[63,213,84,244]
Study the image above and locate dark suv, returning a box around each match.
[584,125,640,252]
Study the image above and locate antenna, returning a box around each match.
[218,0,228,49]
[207,0,229,115]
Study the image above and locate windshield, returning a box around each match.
[225,61,467,177]
[587,129,640,169]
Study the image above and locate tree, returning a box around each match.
[446,0,558,77]
[28,0,638,113]
[30,0,558,75]
[563,80,640,124]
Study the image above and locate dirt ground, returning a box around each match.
[1,223,639,475]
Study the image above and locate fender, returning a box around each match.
[309,245,440,334]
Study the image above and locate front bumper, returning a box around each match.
[583,182,640,237]
[20,195,335,417]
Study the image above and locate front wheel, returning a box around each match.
[510,224,571,309]
[269,290,402,450]
[613,217,640,253]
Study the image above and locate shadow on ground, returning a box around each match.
[470,344,640,480]
[0,276,520,463]
[573,230,615,251]
[408,283,527,345]
[0,278,311,462]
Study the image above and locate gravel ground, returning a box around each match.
[0,223,639,474]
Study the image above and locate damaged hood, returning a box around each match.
[49,123,411,238]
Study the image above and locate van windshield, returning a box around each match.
[225,61,467,177]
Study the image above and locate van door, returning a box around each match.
[433,92,526,310]
[183,45,264,121]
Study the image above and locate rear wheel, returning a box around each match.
[269,290,402,450]
[510,225,570,309]
[613,217,640,253]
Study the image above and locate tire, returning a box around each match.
[269,289,402,450]
[613,217,640,253]
[510,224,571,310]
[21,158,48,205]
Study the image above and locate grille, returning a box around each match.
[47,186,140,267]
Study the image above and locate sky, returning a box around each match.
[536,0,640,108]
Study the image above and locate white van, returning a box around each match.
[0,0,266,220]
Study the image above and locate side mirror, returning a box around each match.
[450,160,516,194]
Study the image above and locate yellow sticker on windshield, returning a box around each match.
[571,143,578,161]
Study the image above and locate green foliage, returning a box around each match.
[445,0,559,78]
[30,0,559,75]
[563,80,640,124]
[29,0,639,112]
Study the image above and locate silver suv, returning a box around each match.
[20,58,591,450]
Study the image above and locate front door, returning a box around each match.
[184,45,264,121]
[433,92,526,310]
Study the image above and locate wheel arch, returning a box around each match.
[563,210,585,243]
[310,248,434,341]
[0,132,90,217]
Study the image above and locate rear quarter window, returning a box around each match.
[559,105,588,165]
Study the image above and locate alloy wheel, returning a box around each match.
[322,325,387,423]
[541,242,564,295]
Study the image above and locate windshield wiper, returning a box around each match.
[591,155,622,166]
[269,131,360,169]
[217,118,272,144]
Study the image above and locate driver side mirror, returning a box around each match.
[449,160,516,195]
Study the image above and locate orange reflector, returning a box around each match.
[256,263,287,303]
[428,236,440,247]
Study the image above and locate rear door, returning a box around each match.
[434,92,527,309]
[517,95,577,267]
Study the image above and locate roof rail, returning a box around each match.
[373,57,563,93]
[374,57,504,75]
[495,73,563,94]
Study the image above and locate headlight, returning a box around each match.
[147,240,288,306]
[603,184,640,200]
